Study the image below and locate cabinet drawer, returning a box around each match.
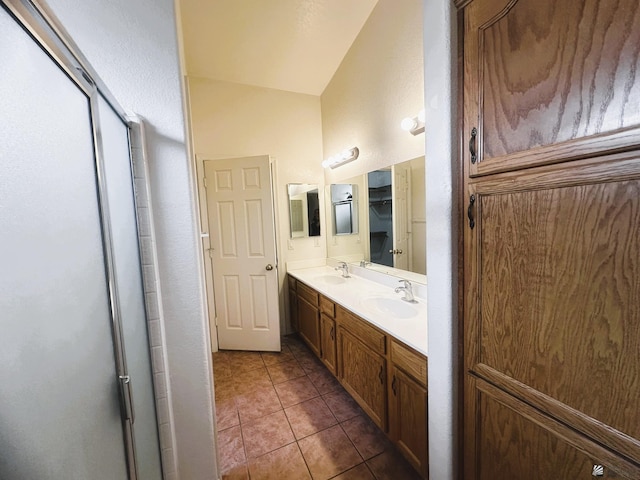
[287,275,297,291]
[297,281,319,306]
[320,295,335,318]
[336,306,386,355]
[391,341,427,388]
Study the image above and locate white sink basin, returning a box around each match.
[360,295,420,319]
[312,274,347,285]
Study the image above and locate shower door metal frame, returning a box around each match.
[2,1,154,478]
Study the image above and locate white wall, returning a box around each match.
[44,0,217,478]
[424,1,458,479]
[187,77,326,334]
[321,0,424,185]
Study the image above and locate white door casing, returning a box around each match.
[204,156,280,351]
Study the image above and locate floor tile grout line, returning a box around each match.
[214,336,417,479]
[280,394,315,479]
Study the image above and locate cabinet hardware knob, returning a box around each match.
[592,465,604,477]
[468,194,476,229]
[469,127,478,164]
[379,366,384,384]
[392,375,397,396]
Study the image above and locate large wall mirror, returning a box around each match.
[326,156,425,282]
[288,183,320,238]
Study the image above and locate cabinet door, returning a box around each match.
[338,328,387,429]
[472,380,639,480]
[297,295,320,357]
[464,172,640,476]
[288,287,298,332]
[320,314,337,375]
[390,367,428,478]
[462,0,640,177]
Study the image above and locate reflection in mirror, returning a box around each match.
[287,183,320,238]
[367,169,393,267]
[330,184,358,235]
[326,156,426,282]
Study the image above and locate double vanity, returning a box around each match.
[287,264,428,478]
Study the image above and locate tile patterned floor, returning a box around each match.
[213,334,422,480]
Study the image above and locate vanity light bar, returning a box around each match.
[322,146,359,169]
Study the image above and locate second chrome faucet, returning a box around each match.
[395,279,417,303]
[335,261,350,278]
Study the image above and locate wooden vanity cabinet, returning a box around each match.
[319,295,337,375]
[336,305,388,430]
[296,281,320,357]
[286,276,428,478]
[389,341,428,478]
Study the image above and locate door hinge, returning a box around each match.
[214,316,218,326]
[203,176,208,188]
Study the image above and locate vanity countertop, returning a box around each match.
[288,265,427,356]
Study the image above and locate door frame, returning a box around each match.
[194,153,282,353]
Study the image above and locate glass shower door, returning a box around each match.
[0,5,129,478]
[96,95,163,479]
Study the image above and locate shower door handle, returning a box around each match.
[119,375,135,424]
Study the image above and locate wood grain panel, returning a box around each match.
[477,379,639,479]
[296,281,319,307]
[477,179,640,441]
[390,367,428,477]
[298,295,320,357]
[320,314,337,375]
[475,363,640,463]
[481,0,640,159]
[336,306,386,355]
[320,295,335,318]
[391,341,427,387]
[338,328,387,429]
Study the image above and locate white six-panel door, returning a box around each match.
[204,156,280,351]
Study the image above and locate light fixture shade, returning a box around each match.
[401,110,426,135]
[401,117,417,131]
[322,146,359,169]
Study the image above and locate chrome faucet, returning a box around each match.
[335,261,350,278]
[395,279,417,303]
[359,260,372,268]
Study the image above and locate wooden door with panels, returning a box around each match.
[204,156,280,351]
[458,0,640,478]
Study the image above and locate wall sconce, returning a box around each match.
[401,109,425,135]
[322,147,359,169]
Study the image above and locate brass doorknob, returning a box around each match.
[265,264,274,271]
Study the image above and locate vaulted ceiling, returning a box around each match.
[178,0,379,96]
